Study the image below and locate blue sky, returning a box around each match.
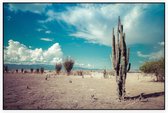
[3,3,164,70]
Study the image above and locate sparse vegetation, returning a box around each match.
[55,63,62,75]
[139,58,164,82]
[63,58,74,75]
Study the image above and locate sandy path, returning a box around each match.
[3,73,164,109]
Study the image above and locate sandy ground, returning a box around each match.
[3,72,164,110]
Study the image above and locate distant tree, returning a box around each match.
[21,68,24,73]
[40,67,44,74]
[139,58,164,82]
[16,69,18,73]
[4,65,8,73]
[55,63,62,75]
[63,57,74,75]
[24,70,28,73]
[36,68,39,73]
[30,68,34,73]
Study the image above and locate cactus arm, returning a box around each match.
[127,63,131,72]
[115,26,120,72]
[112,28,116,69]
[127,48,130,65]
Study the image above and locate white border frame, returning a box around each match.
[0,1,167,113]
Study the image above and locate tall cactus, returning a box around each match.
[110,16,131,100]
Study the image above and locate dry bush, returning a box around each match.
[63,58,74,75]
[55,63,62,75]
[139,58,164,82]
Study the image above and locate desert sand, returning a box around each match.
[3,72,164,110]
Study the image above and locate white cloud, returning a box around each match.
[39,4,164,46]
[40,38,53,42]
[36,28,51,34]
[137,41,164,60]
[38,10,57,23]
[8,4,52,14]
[36,28,43,32]
[4,40,63,64]
[137,49,164,60]
[45,30,51,34]
[158,41,164,46]
[137,51,150,58]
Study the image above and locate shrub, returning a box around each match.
[63,58,74,75]
[139,58,164,82]
[55,63,62,75]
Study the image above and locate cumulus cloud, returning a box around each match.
[40,38,53,42]
[39,4,164,46]
[8,4,52,14]
[4,40,63,64]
